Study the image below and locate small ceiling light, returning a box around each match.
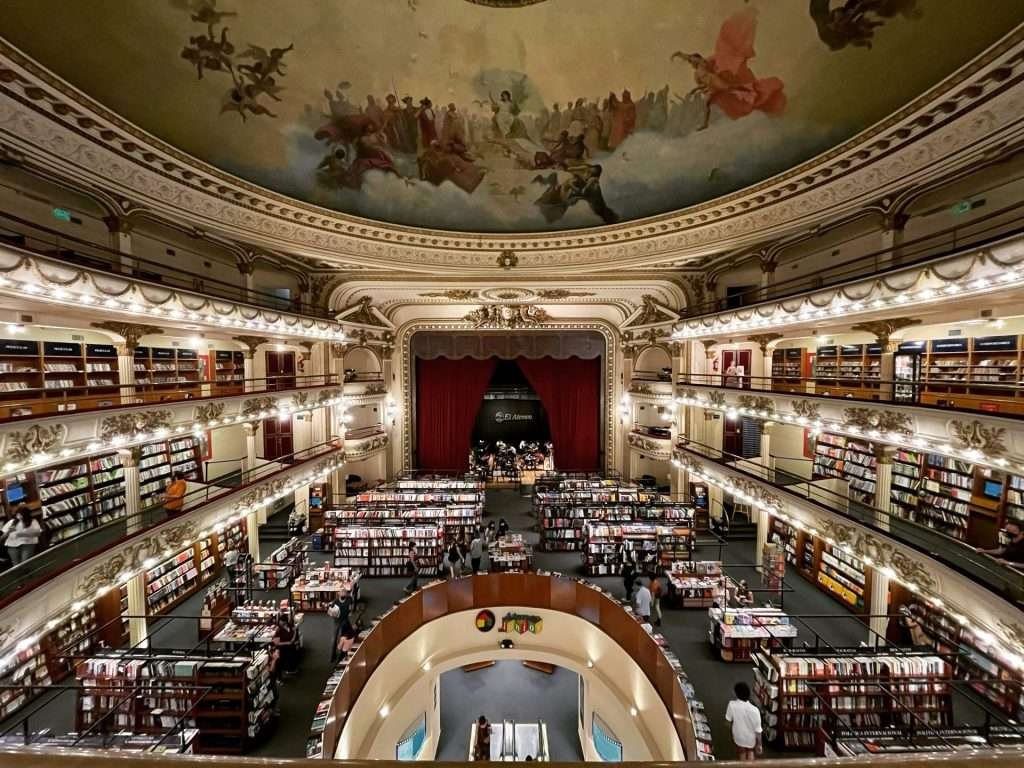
[379,705,390,718]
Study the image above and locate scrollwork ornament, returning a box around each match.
[817,519,936,592]
[949,419,1008,457]
[464,303,549,329]
[4,424,67,462]
[194,402,225,423]
[791,400,821,421]
[842,407,912,435]
[99,410,173,440]
[242,396,278,418]
[737,395,775,414]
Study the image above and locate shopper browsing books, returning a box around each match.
[725,681,762,761]
[447,541,464,579]
[404,544,420,594]
[336,625,357,661]
[328,591,352,663]
[163,472,188,517]
[622,561,636,600]
[469,533,484,573]
[3,506,42,565]
[634,578,652,623]
[650,574,664,626]
[734,580,754,608]
[977,520,1024,564]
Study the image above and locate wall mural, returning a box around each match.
[2,0,1021,233]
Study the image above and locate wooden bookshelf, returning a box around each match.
[771,348,810,392]
[326,503,481,547]
[213,350,245,395]
[812,432,877,504]
[333,524,442,576]
[754,649,954,751]
[143,536,218,616]
[920,335,1024,414]
[135,346,202,402]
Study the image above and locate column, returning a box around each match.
[754,504,770,568]
[242,351,256,392]
[238,260,256,304]
[242,423,259,475]
[294,483,310,527]
[873,445,894,532]
[292,412,312,453]
[747,334,783,392]
[708,479,724,524]
[116,343,138,405]
[868,568,891,646]
[620,343,636,478]
[381,344,396,481]
[879,213,908,268]
[760,421,775,476]
[103,215,134,274]
[246,510,261,561]
[758,252,777,302]
[125,572,149,647]
[704,409,725,456]
[119,448,142,534]
[879,340,897,402]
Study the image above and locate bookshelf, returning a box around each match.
[920,453,973,538]
[307,630,366,758]
[138,435,204,507]
[707,606,797,662]
[291,566,361,611]
[816,541,870,613]
[770,348,809,392]
[908,600,1024,721]
[753,650,954,751]
[1007,473,1024,526]
[812,433,877,504]
[134,347,202,401]
[333,525,442,576]
[890,448,922,519]
[255,537,306,589]
[75,649,273,754]
[144,536,218,615]
[812,344,883,397]
[213,350,246,395]
[329,498,482,545]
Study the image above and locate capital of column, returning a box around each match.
[873,443,896,464]
[116,447,139,468]
[747,332,784,356]
[233,335,269,358]
[242,422,260,437]
[103,214,134,235]
[849,317,921,351]
[92,321,165,351]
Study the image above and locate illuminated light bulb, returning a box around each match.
[629,707,638,717]
[422,662,431,672]
[24,283,41,294]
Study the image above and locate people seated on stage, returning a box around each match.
[474,715,491,761]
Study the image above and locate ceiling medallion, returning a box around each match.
[481,287,536,302]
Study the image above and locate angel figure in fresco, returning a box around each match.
[809,0,920,51]
[671,8,786,131]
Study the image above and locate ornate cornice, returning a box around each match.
[91,322,164,350]
[1,31,1024,271]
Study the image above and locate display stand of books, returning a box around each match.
[666,561,732,608]
[0,729,200,754]
[753,649,954,751]
[198,582,233,639]
[75,648,273,754]
[306,629,366,758]
[488,534,533,572]
[254,537,306,590]
[290,566,361,611]
[762,542,786,592]
[333,524,443,576]
[707,606,797,662]
[822,725,1024,757]
[325,502,481,546]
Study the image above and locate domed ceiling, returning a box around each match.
[1,0,1021,235]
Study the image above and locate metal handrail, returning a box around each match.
[676,437,1024,603]
[677,372,1024,418]
[0,373,339,424]
[0,209,332,319]
[0,439,342,603]
[685,197,1024,317]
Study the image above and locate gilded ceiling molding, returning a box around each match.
[464,304,550,329]
[849,317,922,350]
[2,32,1024,271]
[627,432,671,459]
[746,333,784,354]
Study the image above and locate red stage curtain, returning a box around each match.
[517,356,601,471]
[416,357,497,473]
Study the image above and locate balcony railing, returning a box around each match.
[0,439,342,609]
[677,372,1024,417]
[0,210,332,319]
[686,198,1024,317]
[0,373,339,424]
[675,438,1024,604]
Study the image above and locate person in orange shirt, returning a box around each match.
[163,472,188,516]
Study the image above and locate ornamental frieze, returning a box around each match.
[75,521,198,598]
[817,519,937,592]
[736,395,775,414]
[100,410,173,440]
[790,400,821,421]
[4,424,67,463]
[194,402,226,423]
[841,407,913,436]
[464,304,549,329]
[241,396,278,418]
[949,419,1008,457]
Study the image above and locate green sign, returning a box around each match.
[51,207,72,222]
[951,200,972,215]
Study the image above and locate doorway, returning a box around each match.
[262,416,294,461]
[719,349,752,389]
[266,350,296,390]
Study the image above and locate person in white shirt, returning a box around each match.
[4,506,42,565]
[634,578,652,623]
[725,681,763,761]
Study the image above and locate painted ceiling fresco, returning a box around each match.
[2,0,1022,234]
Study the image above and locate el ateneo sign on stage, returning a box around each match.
[474,398,550,444]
